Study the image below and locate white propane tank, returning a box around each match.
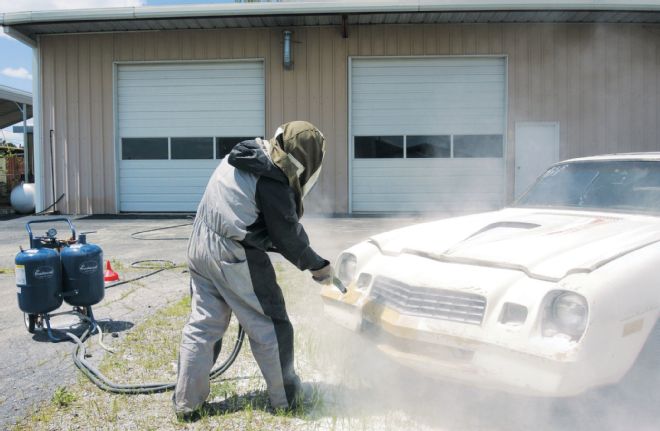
[10,182,35,214]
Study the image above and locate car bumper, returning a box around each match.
[321,291,594,397]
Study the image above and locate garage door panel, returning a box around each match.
[118,104,264,116]
[353,174,504,185]
[119,185,206,194]
[353,90,505,98]
[119,117,263,130]
[353,76,505,86]
[119,169,216,180]
[119,193,204,203]
[353,183,503,194]
[351,57,505,213]
[352,110,505,123]
[117,95,265,105]
[353,123,504,136]
[351,83,505,96]
[352,98,503,108]
[120,202,202,212]
[353,192,503,202]
[117,85,265,97]
[118,78,265,89]
[118,61,264,212]
[119,126,261,138]
[352,200,501,213]
[353,167,504,178]
[353,58,505,69]
[118,68,264,80]
[119,172,213,183]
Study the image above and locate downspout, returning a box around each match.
[21,102,28,182]
[32,36,43,212]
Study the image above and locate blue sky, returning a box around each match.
[0,0,240,144]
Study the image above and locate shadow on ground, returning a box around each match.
[27,317,134,344]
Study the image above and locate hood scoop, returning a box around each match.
[444,221,541,255]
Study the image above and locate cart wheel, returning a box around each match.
[24,313,37,334]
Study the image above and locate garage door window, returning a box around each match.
[453,135,503,158]
[216,137,254,159]
[171,137,213,159]
[354,136,404,158]
[354,134,503,159]
[407,135,451,158]
[121,138,168,160]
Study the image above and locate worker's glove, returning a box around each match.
[311,263,334,285]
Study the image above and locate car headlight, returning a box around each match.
[543,291,589,340]
[336,253,357,287]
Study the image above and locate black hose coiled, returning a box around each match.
[68,320,244,394]
[67,220,245,394]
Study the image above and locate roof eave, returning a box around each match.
[0,85,32,106]
[6,1,660,26]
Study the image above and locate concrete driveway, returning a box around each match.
[0,213,424,429]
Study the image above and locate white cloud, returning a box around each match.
[1,67,32,80]
[1,0,145,14]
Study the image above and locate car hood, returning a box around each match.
[369,208,660,282]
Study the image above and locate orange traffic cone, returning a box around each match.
[104,260,119,282]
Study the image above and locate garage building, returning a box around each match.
[3,1,660,214]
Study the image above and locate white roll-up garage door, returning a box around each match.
[351,57,506,213]
[117,61,264,212]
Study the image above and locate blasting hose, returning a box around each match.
[130,221,194,241]
[104,260,178,289]
[67,313,245,394]
[64,221,246,394]
[72,224,245,394]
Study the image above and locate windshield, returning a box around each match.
[516,160,660,214]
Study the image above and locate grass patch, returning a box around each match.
[11,262,374,431]
[51,387,77,408]
[99,295,191,382]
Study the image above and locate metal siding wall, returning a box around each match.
[40,23,660,214]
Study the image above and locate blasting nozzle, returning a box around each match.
[332,277,347,294]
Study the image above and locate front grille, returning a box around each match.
[370,276,487,325]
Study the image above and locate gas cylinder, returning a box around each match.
[61,234,104,307]
[15,245,63,314]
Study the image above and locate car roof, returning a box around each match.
[561,152,660,163]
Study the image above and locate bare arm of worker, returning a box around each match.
[255,176,329,272]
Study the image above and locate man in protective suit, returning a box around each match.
[174,121,333,418]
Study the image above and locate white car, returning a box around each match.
[321,153,660,397]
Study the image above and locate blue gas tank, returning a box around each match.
[61,234,104,307]
[15,245,63,314]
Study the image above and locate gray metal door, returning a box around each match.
[514,122,560,199]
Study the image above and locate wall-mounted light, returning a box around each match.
[283,30,293,70]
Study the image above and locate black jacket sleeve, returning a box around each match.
[255,176,328,271]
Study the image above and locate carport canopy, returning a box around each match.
[0,85,32,129]
[0,85,32,182]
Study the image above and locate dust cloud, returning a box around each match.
[295,213,660,431]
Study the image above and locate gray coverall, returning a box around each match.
[174,133,328,414]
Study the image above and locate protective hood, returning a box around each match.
[265,121,326,216]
